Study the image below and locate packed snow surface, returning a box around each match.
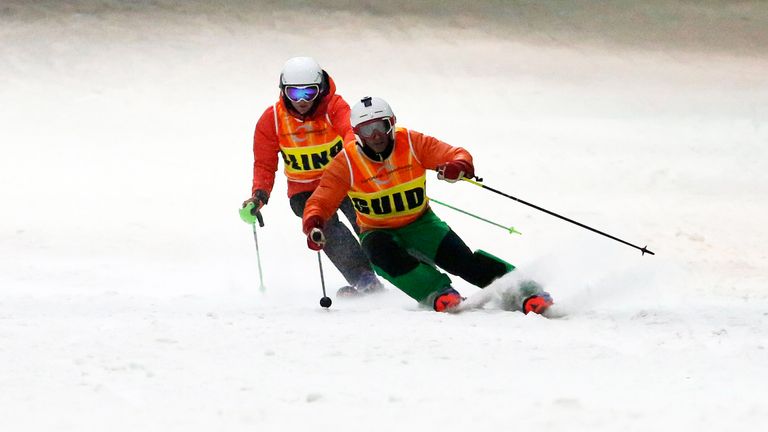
[1,1,767,431]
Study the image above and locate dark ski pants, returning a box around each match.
[290,191,375,286]
[359,208,514,303]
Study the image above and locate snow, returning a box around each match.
[1,1,767,431]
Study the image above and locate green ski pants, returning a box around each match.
[359,209,514,304]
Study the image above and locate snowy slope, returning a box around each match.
[1,1,767,431]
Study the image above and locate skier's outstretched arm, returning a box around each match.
[407,129,474,181]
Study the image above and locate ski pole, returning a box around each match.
[239,203,267,291]
[461,177,655,256]
[430,197,521,235]
[316,252,332,308]
[251,221,266,292]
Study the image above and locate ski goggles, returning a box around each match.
[284,85,320,102]
[354,118,393,139]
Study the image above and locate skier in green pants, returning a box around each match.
[302,96,553,313]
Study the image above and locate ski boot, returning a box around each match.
[336,286,358,297]
[518,279,553,314]
[433,287,463,312]
[336,272,385,297]
[522,292,554,315]
[498,279,554,314]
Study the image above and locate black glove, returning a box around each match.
[243,189,269,210]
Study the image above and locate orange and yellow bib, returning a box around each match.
[274,102,343,182]
[344,128,428,230]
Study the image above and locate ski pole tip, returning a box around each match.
[641,246,655,256]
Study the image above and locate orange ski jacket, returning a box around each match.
[250,75,355,198]
[304,127,472,232]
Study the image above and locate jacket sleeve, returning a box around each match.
[251,106,280,196]
[303,152,352,225]
[408,129,473,170]
[327,95,356,144]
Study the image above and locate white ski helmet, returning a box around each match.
[350,96,395,128]
[280,56,323,87]
[350,96,396,147]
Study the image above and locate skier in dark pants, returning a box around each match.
[242,57,383,295]
[302,96,553,313]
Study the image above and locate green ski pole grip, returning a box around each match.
[239,202,265,226]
